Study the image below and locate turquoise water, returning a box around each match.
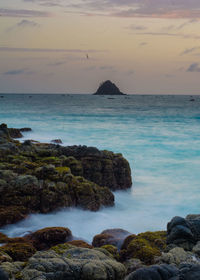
[1,94,200,241]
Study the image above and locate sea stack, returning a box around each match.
[94,80,125,95]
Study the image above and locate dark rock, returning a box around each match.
[94,80,125,95]
[20,247,126,280]
[8,128,23,138]
[125,264,179,280]
[92,228,131,249]
[167,216,200,249]
[0,124,132,227]
[59,146,132,190]
[27,227,72,250]
[179,264,200,280]
[0,242,36,261]
[20,128,32,132]
[51,139,63,144]
[0,206,28,227]
[0,268,9,280]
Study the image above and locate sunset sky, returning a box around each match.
[1,0,200,94]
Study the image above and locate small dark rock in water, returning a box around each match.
[190,98,195,102]
[20,128,32,132]
[94,80,125,95]
[51,139,63,144]
[7,127,32,139]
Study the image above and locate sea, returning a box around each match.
[0,93,200,242]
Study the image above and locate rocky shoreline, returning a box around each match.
[0,124,200,279]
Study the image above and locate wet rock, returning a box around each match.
[0,206,28,227]
[27,227,72,250]
[0,242,36,261]
[167,216,200,250]
[59,145,132,190]
[51,139,62,144]
[8,128,23,139]
[125,264,179,280]
[120,231,166,265]
[92,229,131,249]
[20,247,126,280]
[20,128,32,132]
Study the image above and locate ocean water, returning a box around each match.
[1,94,200,242]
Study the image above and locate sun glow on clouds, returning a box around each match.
[1,0,200,94]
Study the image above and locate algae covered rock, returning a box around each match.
[92,228,131,249]
[27,227,72,250]
[0,123,132,227]
[0,242,36,261]
[120,231,167,265]
[19,247,126,280]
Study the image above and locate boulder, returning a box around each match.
[167,216,200,250]
[27,227,72,250]
[120,231,166,265]
[19,247,126,280]
[59,146,132,190]
[92,229,131,249]
[125,264,179,280]
[158,247,196,266]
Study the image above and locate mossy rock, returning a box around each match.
[120,231,166,265]
[55,166,71,174]
[0,242,36,261]
[28,227,72,250]
[40,156,62,166]
[0,206,28,227]
[138,231,167,250]
[101,245,119,259]
[0,233,9,243]
[126,238,161,265]
[51,243,74,255]
[67,240,93,249]
[0,251,12,263]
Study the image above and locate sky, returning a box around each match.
[1,1,200,94]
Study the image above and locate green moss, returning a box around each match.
[55,167,71,174]
[51,243,73,255]
[138,231,167,250]
[101,245,118,259]
[40,157,62,166]
[15,272,23,280]
[127,238,161,265]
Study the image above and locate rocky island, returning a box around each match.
[94,80,125,95]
